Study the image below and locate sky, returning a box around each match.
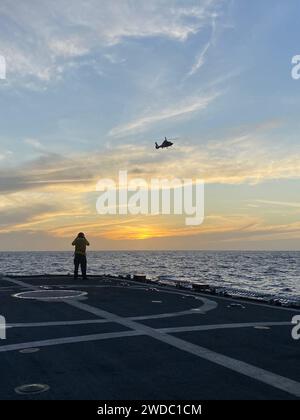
[1,0,300,251]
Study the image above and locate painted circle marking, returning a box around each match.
[254,326,271,330]
[15,383,49,395]
[19,348,40,354]
[13,290,87,300]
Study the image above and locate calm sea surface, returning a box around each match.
[1,251,300,302]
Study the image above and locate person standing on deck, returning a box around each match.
[72,232,90,279]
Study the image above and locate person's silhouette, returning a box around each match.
[72,232,90,279]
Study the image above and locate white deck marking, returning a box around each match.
[131,308,207,320]
[0,322,292,353]
[2,276,300,398]
[159,321,291,333]
[0,330,141,353]
[5,276,218,322]
[7,319,109,328]
[4,277,300,312]
[13,290,87,300]
[127,278,300,313]
[65,299,300,397]
[2,277,41,290]
[6,318,290,330]
[5,320,291,332]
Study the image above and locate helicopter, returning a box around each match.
[155,137,176,149]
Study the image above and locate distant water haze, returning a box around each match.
[1,251,300,302]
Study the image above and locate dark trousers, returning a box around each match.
[74,254,87,278]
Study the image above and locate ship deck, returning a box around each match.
[0,275,299,400]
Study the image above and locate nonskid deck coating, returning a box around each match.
[0,275,299,400]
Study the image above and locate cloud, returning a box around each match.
[220,220,300,244]
[0,203,56,228]
[103,53,126,65]
[0,119,298,197]
[2,119,300,242]
[109,92,220,137]
[0,150,13,161]
[253,200,300,208]
[188,41,211,76]
[186,15,217,77]
[24,138,43,150]
[0,0,222,82]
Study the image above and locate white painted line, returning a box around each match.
[65,299,300,398]
[130,307,212,321]
[159,321,291,333]
[0,322,292,353]
[6,295,216,328]
[2,277,41,290]
[254,326,271,330]
[3,277,218,318]
[6,301,215,327]
[6,319,291,332]
[0,330,140,353]
[4,277,300,314]
[127,278,300,313]
[3,276,300,398]
[19,348,40,354]
[15,383,49,395]
[13,290,87,300]
[7,319,109,328]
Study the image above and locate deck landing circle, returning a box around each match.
[13,290,87,300]
[15,383,50,395]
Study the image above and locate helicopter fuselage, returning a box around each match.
[155,138,173,149]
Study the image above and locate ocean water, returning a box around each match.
[0,251,300,302]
